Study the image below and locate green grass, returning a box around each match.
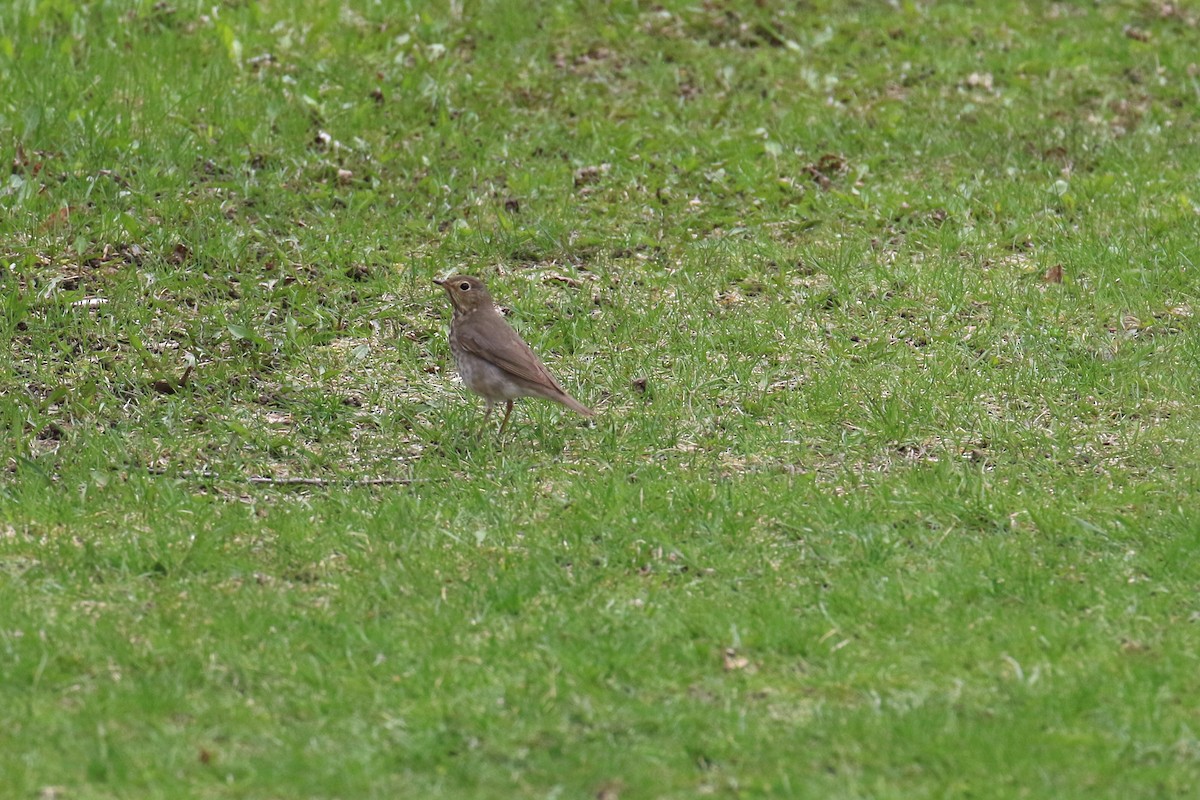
[3,0,1200,797]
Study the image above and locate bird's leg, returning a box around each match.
[497,400,515,437]
[479,400,494,438]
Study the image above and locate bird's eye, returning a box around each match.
[459,282,471,291]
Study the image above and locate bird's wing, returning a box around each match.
[457,318,567,393]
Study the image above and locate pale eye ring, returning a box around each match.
[459,282,471,291]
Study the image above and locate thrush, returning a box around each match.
[435,274,594,434]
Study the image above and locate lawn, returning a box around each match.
[2,0,1200,797]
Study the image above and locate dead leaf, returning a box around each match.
[723,648,750,671]
[716,289,743,308]
[631,376,648,394]
[39,207,74,230]
[1042,264,1064,284]
[248,53,275,71]
[595,780,623,800]
[149,364,193,395]
[544,273,582,288]
[804,154,846,190]
[574,164,610,187]
[816,153,846,173]
[96,169,128,187]
[168,243,191,265]
[13,142,49,176]
[966,71,994,90]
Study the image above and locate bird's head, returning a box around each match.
[434,274,493,315]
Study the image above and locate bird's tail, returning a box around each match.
[556,391,595,417]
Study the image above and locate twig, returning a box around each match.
[246,475,414,486]
[545,273,584,288]
[147,468,415,486]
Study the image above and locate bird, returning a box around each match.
[434,274,594,435]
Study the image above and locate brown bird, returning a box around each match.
[435,274,594,435]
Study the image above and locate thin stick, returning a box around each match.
[147,469,415,486]
[245,476,414,486]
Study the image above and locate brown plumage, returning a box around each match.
[435,274,594,434]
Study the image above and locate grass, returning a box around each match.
[3,0,1200,797]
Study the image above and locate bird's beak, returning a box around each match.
[433,278,444,286]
